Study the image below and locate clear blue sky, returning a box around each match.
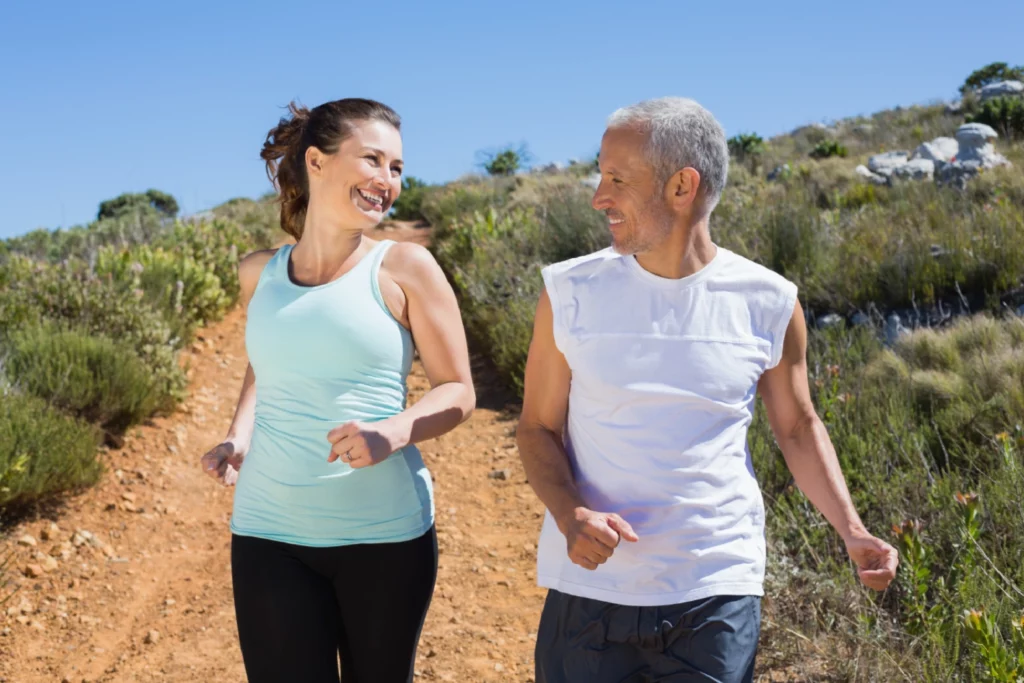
[1,0,1022,238]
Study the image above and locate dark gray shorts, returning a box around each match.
[535,590,761,683]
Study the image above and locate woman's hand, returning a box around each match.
[200,439,247,486]
[327,421,403,468]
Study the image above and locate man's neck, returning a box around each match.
[633,217,716,280]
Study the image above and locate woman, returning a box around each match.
[200,98,475,683]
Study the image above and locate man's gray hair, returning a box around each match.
[607,97,729,212]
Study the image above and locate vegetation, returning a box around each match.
[390,176,430,221]
[810,139,849,159]
[480,145,530,177]
[968,96,1024,140]
[97,189,179,221]
[0,192,279,516]
[960,61,1024,95]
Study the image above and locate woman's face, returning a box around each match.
[307,119,404,230]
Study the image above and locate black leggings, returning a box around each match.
[231,527,438,683]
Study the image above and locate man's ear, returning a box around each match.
[664,167,701,211]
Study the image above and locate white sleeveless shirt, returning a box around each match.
[536,245,798,606]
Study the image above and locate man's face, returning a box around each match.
[591,125,674,256]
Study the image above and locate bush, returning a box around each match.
[421,178,515,242]
[728,132,766,164]
[1,208,169,263]
[967,96,1024,140]
[152,218,272,302]
[0,255,187,410]
[95,243,230,339]
[480,146,529,177]
[432,183,606,392]
[961,61,1024,95]
[97,189,179,221]
[0,391,101,510]
[390,176,430,221]
[5,324,164,438]
[809,139,848,159]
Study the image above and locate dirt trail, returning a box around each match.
[0,223,549,683]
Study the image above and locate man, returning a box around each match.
[516,97,898,683]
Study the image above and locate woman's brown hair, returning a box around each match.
[260,98,401,239]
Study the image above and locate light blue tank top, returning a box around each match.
[230,240,434,546]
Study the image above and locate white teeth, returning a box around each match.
[358,189,384,207]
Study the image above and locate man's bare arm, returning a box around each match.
[516,288,637,571]
[758,300,897,590]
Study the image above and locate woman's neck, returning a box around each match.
[290,207,367,282]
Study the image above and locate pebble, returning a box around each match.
[23,564,44,579]
[16,534,37,547]
[144,629,160,644]
[488,469,510,481]
[40,523,60,542]
[72,530,94,547]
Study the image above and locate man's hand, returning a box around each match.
[559,507,639,570]
[845,532,899,591]
[327,421,401,469]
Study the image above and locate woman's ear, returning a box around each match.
[306,146,325,178]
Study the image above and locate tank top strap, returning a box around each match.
[368,239,396,312]
[251,243,291,295]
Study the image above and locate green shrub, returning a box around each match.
[728,133,766,167]
[153,218,272,302]
[97,189,179,221]
[432,183,606,392]
[485,150,520,176]
[967,96,1024,140]
[809,139,848,159]
[421,178,515,242]
[0,255,187,410]
[95,243,230,338]
[961,61,1024,95]
[390,176,430,221]
[0,391,101,510]
[2,208,169,263]
[5,324,163,437]
[209,198,283,247]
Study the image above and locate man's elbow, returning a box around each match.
[778,411,823,451]
[515,419,557,454]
